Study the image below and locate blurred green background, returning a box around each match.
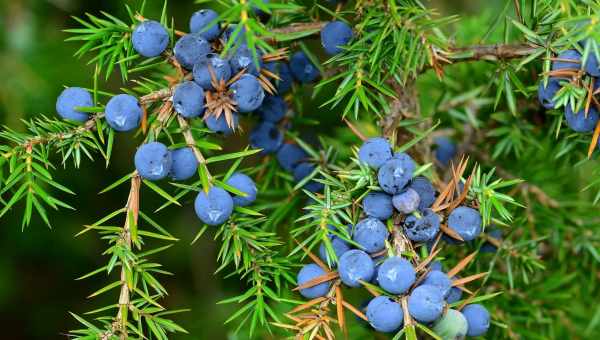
[0,1,570,339]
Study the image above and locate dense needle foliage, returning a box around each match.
[0,0,600,339]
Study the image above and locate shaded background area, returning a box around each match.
[1,1,593,339]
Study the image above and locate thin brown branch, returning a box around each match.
[444,43,537,62]
[114,173,141,339]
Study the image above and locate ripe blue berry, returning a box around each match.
[293,162,324,192]
[230,74,265,112]
[584,46,600,76]
[366,296,403,333]
[353,217,389,253]
[338,249,375,287]
[320,21,353,55]
[564,105,599,132]
[264,62,293,93]
[446,281,463,303]
[358,137,393,169]
[422,270,452,298]
[250,121,283,153]
[392,188,420,214]
[276,143,307,172]
[376,256,415,294]
[134,142,172,181]
[226,172,257,206]
[297,263,331,299]
[552,49,581,71]
[256,96,287,122]
[174,33,212,70]
[403,209,440,242]
[105,94,142,132]
[229,45,264,76]
[408,176,436,210]
[408,284,445,323]
[173,81,205,118]
[189,9,220,40]
[377,153,415,195]
[429,260,443,272]
[132,20,169,58]
[289,51,320,83]
[222,24,246,45]
[462,304,490,336]
[434,136,457,166]
[363,192,394,220]
[538,78,562,109]
[193,53,232,90]
[205,113,239,135]
[432,309,468,339]
[169,147,198,181]
[194,187,234,226]
[447,206,482,242]
[56,87,93,122]
[318,236,350,267]
[481,228,503,253]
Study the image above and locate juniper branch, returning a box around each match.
[113,173,140,339]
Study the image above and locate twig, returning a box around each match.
[114,173,141,339]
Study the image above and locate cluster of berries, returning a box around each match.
[296,137,490,337]
[537,47,600,133]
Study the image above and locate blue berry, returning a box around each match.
[538,78,562,109]
[132,20,169,58]
[229,45,264,76]
[564,105,599,132]
[226,172,257,206]
[376,256,415,294]
[481,228,503,253]
[408,176,436,211]
[105,94,142,132]
[434,136,457,166]
[265,62,293,93]
[194,187,234,226]
[134,142,172,181]
[250,121,283,154]
[353,217,389,253]
[173,81,205,118]
[169,147,198,181]
[363,192,394,220]
[276,143,307,172]
[293,162,324,193]
[189,9,220,40]
[256,96,287,122]
[462,304,490,336]
[583,41,600,76]
[366,296,403,333]
[289,51,320,83]
[447,206,482,242]
[552,49,581,71]
[358,137,392,169]
[193,53,232,90]
[230,74,265,112]
[56,87,93,122]
[174,33,211,70]
[408,284,445,323]
[432,309,468,339]
[422,270,452,298]
[429,260,443,272]
[297,263,331,299]
[392,188,420,214]
[222,24,246,45]
[403,209,440,242]
[205,113,239,135]
[321,21,353,55]
[446,281,463,303]
[377,153,415,195]
[338,249,375,287]
[318,236,350,267]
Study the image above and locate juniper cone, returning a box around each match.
[5,1,600,339]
